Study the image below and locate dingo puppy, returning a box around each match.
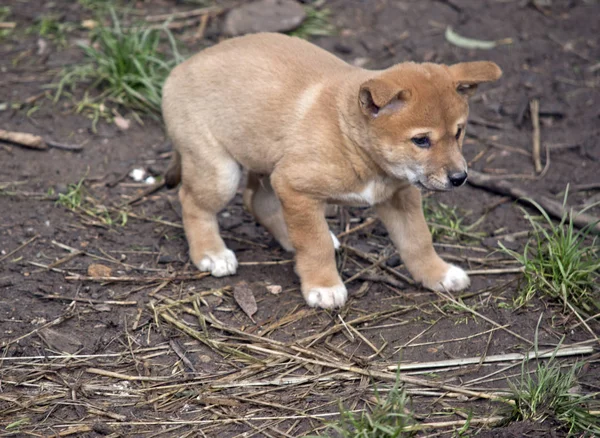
[162,32,501,309]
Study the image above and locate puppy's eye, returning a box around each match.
[411,136,431,148]
[455,128,462,140]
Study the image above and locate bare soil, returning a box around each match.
[1,1,599,437]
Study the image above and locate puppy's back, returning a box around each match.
[162,33,354,171]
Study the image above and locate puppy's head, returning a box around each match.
[358,61,502,190]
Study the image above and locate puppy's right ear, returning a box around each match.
[359,79,410,118]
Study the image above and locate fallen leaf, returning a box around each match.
[266,285,282,295]
[445,27,512,50]
[114,115,130,131]
[233,281,257,320]
[87,263,112,277]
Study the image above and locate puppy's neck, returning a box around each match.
[334,73,387,182]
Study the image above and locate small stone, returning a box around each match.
[224,0,306,36]
[266,285,282,295]
[158,255,176,264]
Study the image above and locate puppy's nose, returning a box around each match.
[448,171,468,187]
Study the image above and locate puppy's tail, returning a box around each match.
[165,149,182,189]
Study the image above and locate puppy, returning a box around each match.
[162,32,501,309]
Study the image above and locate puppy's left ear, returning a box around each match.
[449,61,502,97]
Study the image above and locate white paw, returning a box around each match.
[304,284,347,309]
[330,231,340,250]
[197,249,238,277]
[438,265,470,291]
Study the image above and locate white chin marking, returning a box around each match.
[330,231,340,250]
[305,284,347,309]
[437,265,470,291]
[197,249,238,277]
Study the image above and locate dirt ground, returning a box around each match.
[1,0,599,437]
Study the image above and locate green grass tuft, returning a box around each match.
[56,176,127,227]
[55,8,183,117]
[506,351,600,436]
[315,374,415,438]
[499,192,599,312]
[289,6,335,39]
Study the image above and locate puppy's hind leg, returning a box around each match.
[180,154,241,277]
[244,172,295,252]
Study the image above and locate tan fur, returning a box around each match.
[162,32,501,308]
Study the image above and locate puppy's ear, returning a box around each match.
[449,61,502,97]
[359,79,410,118]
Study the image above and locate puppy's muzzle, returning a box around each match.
[448,171,467,187]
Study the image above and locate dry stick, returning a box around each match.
[45,139,83,152]
[35,293,136,306]
[244,344,509,403]
[342,244,414,285]
[65,272,210,283]
[336,217,377,238]
[386,346,594,372]
[466,267,524,275]
[530,98,542,173]
[45,250,84,270]
[343,253,394,285]
[0,234,39,263]
[50,413,504,429]
[86,367,172,382]
[122,180,166,206]
[468,170,600,234]
[0,129,47,150]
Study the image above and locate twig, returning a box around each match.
[244,344,510,403]
[0,129,47,150]
[337,217,377,238]
[122,180,166,206]
[86,367,172,382]
[34,293,137,306]
[65,272,210,283]
[468,170,600,233]
[342,244,414,285]
[387,346,594,371]
[530,99,542,173]
[0,234,39,263]
[46,139,84,152]
[466,267,524,275]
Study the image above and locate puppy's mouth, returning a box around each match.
[414,178,452,192]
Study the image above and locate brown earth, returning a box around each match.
[1,0,599,437]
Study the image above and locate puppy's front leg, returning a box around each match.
[272,178,346,309]
[376,186,470,292]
